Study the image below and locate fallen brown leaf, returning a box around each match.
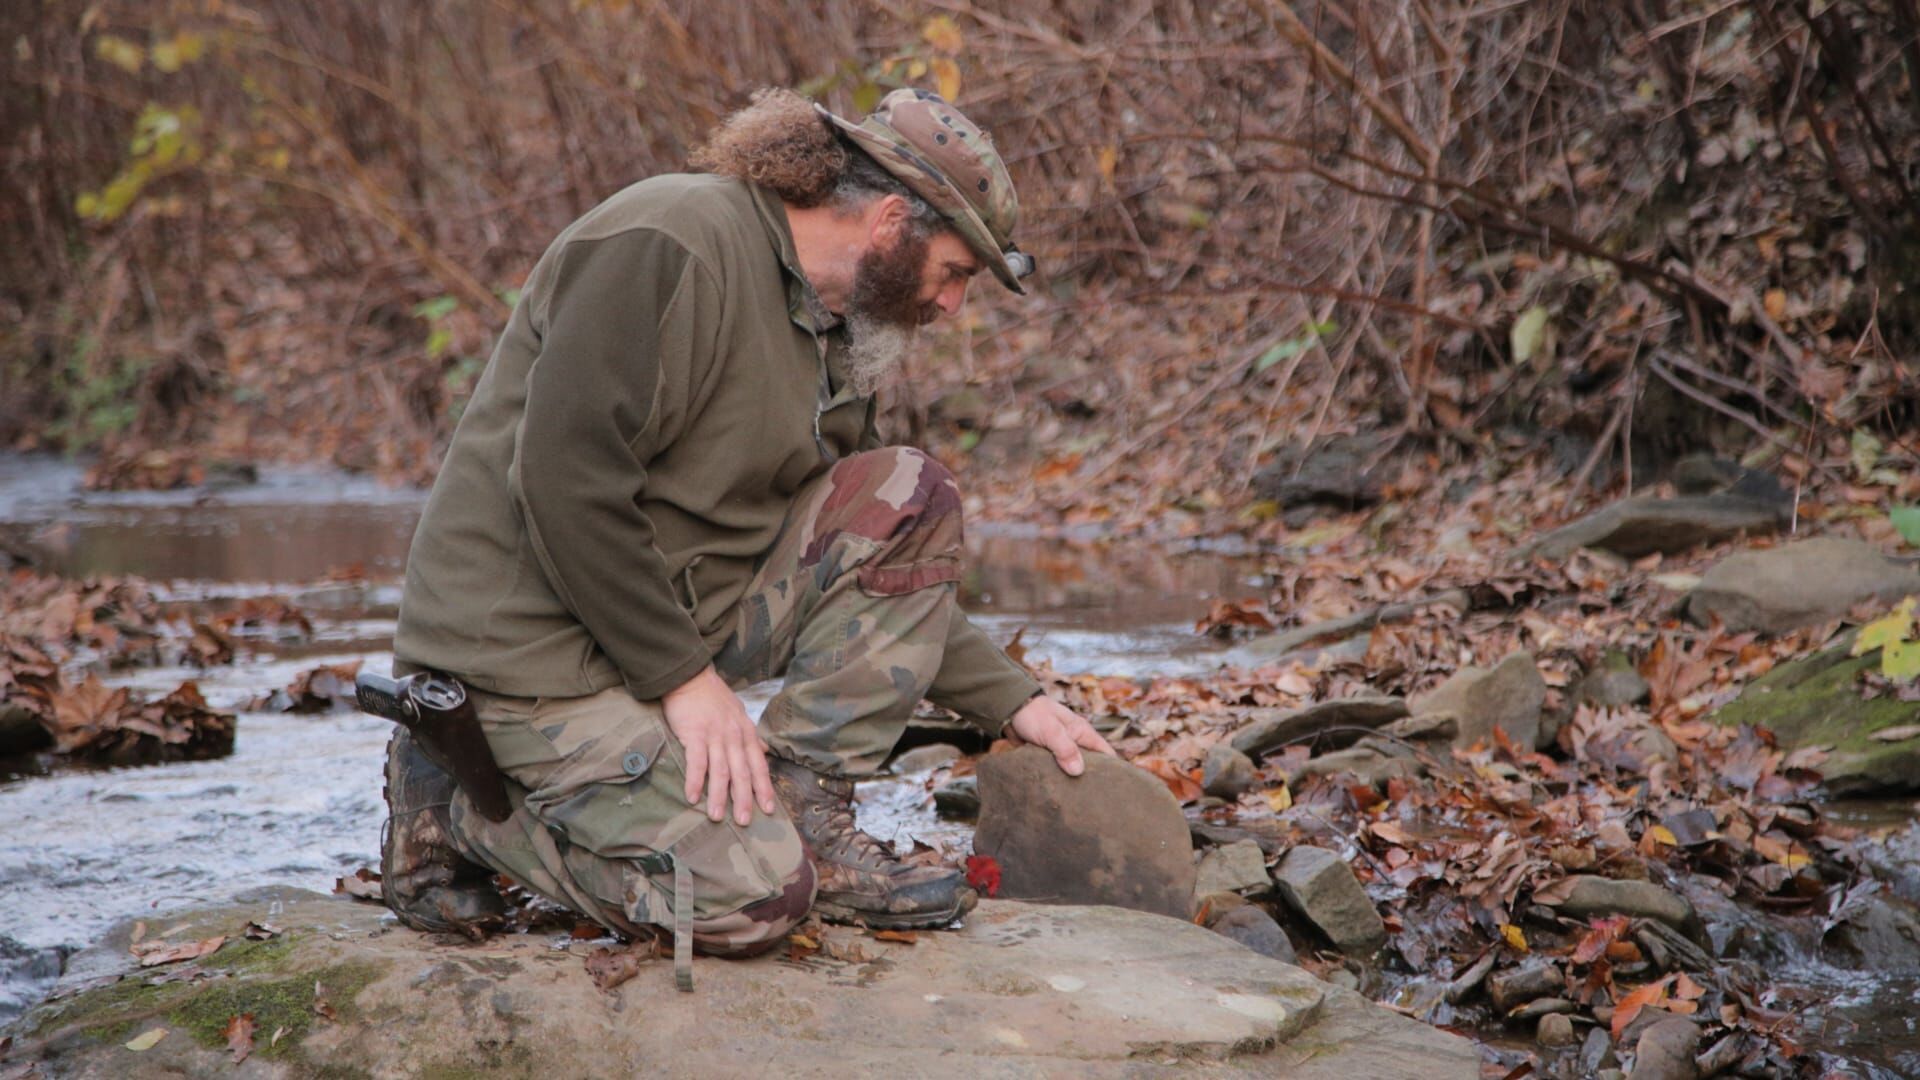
[224,1012,255,1064]
[131,935,226,968]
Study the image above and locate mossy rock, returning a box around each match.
[1714,639,1920,795]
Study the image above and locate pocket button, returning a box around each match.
[622,751,649,776]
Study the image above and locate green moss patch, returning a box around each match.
[1715,642,1920,793]
[167,961,380,1058]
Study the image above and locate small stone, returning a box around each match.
[1411,652,1546,751]
[1537,1012,1577,1048]
[1195,840,1272,897]
[1627,1017,1701,1080]
[1323,967,1360,990]
[1688,537,1919,634]
[891,743,963,774]
[1580,1026,1618,1073]
[932,776,979,819]
[1200,744,1258,800]
[1272,846,1386,955]
[974,747,1197,919]
[1543,876,1702,940]
[1578,653,1650,709]
[1487,960,1563,1013]
[1207,904,1297,964]
[1290,741,1423,787]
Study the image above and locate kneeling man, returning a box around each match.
[380,87,1112,979]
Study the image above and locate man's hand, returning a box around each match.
[661,665,776,826]
[1007,695,1116,776]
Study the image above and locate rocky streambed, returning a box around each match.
[3,453,1920,1079]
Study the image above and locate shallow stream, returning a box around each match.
[1,453,1917,1075]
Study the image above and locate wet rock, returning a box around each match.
[1578,652,1651,709]
[1628,1017,1701,1080]
[1537,1012,1578,1048]
[1687,537,1918,634]
[1581,1026,1619,1073]
[1228,696,1410,759]
[932,775,979,819]
[974,746,1197,919]
[1713,636,1920,795]
[1824,893,1920,973]
[1252,432,1395,510]
[1528,494,1785,561]
[1195,840,1273,897]
[1201,743,1259,799]
[18,890,1481,1078]
[1207,903,1298,965]
[1411,652,1546,751]
[1543,876,1702,940]
[1273,846,1387,955]
[891,742,963,774]
[1488,959,1564,1012]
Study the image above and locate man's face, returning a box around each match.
[848,223,980,330]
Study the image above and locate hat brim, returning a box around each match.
[816,103,1025,295]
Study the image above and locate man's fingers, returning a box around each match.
[1050,727,1086,776]
[746,731,776,816]
[725,729,754,826]
[1077,723,1118,756]
[683,735,709,805]
[705,739,731,822]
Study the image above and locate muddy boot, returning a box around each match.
[768,756,976,929]
[381,728,507,939]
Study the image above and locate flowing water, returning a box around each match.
[2,453,1917,1076]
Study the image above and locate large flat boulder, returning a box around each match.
[8,890,1479,1078]
[974,746,1197,919]
[1688,537,1918,634]
[1713,637,1920,795]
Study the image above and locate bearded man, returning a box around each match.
[380,88,1113,984]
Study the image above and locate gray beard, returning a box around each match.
[840,312,916,398]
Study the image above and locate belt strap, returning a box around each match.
[672,852,693,992]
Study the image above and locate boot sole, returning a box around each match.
[811,889,977,930]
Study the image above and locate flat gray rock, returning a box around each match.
[1412,652,1546,750]
[1229,695,1409,758]
[974,746,1197,919]
[1528,493,1785,560]
[1687,537,1918,634]
[1195,839,1273,897]
[1201,742,1259,799]
[1542,875,1702,940]
[12,891,1479,1078]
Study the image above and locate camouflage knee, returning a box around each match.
[807,446,964,596]
[692,856,816,957]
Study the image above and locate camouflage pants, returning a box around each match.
[447,447,964,954]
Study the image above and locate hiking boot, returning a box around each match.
[381,728,508,939]
[768,756,976,929]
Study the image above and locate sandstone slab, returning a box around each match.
[974,746,1196,919]
[1228,695,1409,758]
[1687,537,1918,634]
[8,889,1478,1079]
[1528,493,1785,561]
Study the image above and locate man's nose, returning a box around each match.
[935,278,968,316]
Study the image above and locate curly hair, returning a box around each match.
[691,88,944,235]
[689,88,848,208]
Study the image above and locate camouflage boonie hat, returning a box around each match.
[816,88,1033,294]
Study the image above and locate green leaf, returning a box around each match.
[1890,507,1920,547]
[1510,305,1552,364]
[1884,639,1920,682]
[1853,596,1916,657]
[412,296,458,321]
[1850,428,1883,481]
[425,327,452,359]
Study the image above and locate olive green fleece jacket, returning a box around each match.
[393,174,1040,731]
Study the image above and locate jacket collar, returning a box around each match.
[747,183,842,336]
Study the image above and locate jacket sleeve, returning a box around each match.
[509,229,722,701]
[926,612,1043,735]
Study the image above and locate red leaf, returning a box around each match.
[224,1012,255,1064]
[965,854,1002,898]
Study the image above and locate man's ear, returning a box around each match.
[868,193,911,247]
